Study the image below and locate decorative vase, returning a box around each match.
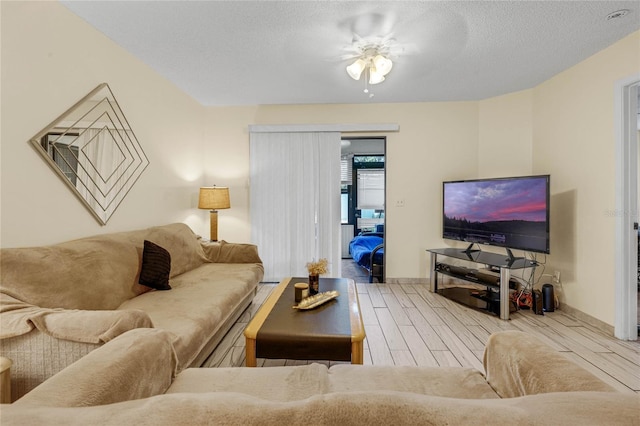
[308,274,319,295]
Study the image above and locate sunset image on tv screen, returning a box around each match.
[443,176,549,253]
[444,177,547,223]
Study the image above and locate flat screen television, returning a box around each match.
[442,175,550,255]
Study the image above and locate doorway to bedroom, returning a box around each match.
[340,137,386,283]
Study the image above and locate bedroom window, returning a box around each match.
[356,167,384,233]
[357,169,384,210]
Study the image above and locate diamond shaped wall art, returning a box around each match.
[30,83,150,224]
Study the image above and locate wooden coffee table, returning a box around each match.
[244,277,365,367]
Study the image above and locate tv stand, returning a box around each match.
[427,248,537,320]
[505,248,524,265]
[463,243,480,254]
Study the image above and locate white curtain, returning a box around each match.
[250,132,341,282]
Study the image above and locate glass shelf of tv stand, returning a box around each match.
[426,247,538,320]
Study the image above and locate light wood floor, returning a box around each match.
[204,282,640,394]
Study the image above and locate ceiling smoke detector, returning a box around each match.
[606,9,630,20]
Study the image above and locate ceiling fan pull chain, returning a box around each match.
[363,68,374,98]
[364,68,369,94]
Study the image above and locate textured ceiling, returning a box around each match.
[61,1,640,106]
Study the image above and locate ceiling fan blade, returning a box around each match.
[340,11,396,39]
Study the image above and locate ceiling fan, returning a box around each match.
[334,12,420,96]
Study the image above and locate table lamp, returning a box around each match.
[198,186,230,241]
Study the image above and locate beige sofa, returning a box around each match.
[2,328,637,425]
[0,223,264,401]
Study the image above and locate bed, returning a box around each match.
[349,233,384,283]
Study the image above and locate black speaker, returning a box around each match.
[542,284,555,312]
[532,290,543,315]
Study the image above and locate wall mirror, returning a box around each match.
[30,83,149,225]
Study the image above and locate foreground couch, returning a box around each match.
[2,328,637,425]
[0,223,264,401]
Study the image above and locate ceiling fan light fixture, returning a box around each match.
[369,68,386,85]
[373,54,393,76]
[345,44,393,90]
[346,59,366,80]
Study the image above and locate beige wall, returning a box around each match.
[202,106,259,242]
[3,2,639,326]
[478,89,533,176]
[205,102,480,277]
[1,1,207,247]
[532,30,640,325]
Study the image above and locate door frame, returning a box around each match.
[614,74,639,340]
[341,136,387,282]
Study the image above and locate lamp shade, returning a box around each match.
[346,59,366,80]
[198,187,230,210]
[369,69,386,85]
[373,55,393,76]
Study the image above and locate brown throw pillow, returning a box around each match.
[139,240,172,290]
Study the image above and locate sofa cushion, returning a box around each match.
[168,363,499,402]
[144,223,207,278]
[328,364,499,399]
[117,262,262,369]
[139,240,172,290]
[0,233,146,310]
[167,363,330,401]
[0,223,207,311]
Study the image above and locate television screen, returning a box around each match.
[443,175,550,254]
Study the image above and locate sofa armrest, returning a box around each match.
[483,331,615,398]
[201,240,263,264]
[15,328,177,407]
[0,329,101,401]
[1,305,154,401]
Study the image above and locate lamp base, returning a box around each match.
[209,210,219,242]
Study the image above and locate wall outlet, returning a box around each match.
[396,199,405,207]
[553,271,561,283]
